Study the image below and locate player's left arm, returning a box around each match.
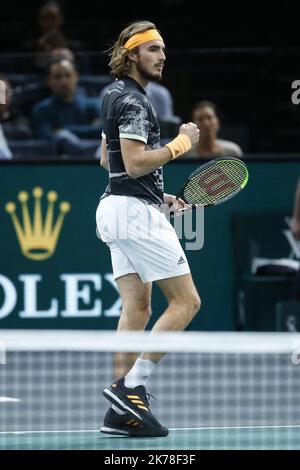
[100,134,109,171]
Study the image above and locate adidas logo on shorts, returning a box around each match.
[177,256,186,265]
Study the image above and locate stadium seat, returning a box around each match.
[232,212,295,331]
[8,140,56,159]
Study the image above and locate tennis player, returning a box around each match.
[96,20,201,437]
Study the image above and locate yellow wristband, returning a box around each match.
[165,134,192,160]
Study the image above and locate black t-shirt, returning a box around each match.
[101,76,164,205]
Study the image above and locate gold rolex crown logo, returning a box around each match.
[5,187,71,261]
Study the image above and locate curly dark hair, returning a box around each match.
[107,20,160,79]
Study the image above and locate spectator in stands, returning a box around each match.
[23,2,88,73]
[187,100,243,158]
[35,29,68,70]
[145,82,175,120]
[38,1,63,35]
[0,78,13,159]
[25,1,84,52]
[50,47,75,63]
[13,50,88,127]
[0,77,32,141]
[32,59,101,156]
[291,178,300,300]
[48,46,90,75]
[34,30,90,75]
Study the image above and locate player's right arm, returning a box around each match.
[121,123,199,179]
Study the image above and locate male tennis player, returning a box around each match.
[96,20,201,437]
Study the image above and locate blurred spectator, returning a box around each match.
[12,50,89,124]
[187,100,243,158]
[0,78,12,159]
[145,82,175,120]
[24,1,84,52]
[38,1,63,35]
[35,30,67,70]
[34,31,90,74]
[32,59,101,156]
[291,178,300,300]
[51,47,75,63]
[23,2,88,74]
[0,77,32,141]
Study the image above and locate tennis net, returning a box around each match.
[0,330,300,450]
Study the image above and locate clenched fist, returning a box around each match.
[179,122,200,145]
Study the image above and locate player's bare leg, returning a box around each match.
[140,273,200,362]
[114,274,152,379]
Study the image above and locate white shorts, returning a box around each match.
[96,195,191,283]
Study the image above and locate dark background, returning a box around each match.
[1,1,300,153]
[1,2,299,50]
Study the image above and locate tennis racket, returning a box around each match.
[176,156,248,209]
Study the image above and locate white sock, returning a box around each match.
[124,358,157,388]
[112,404,126,415]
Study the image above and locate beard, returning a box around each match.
[136,61,162,82]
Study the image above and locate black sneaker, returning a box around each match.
[100,408,168,437]
[103,377,168,434]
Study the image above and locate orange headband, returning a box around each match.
[124,29,163,50]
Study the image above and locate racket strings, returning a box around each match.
[217,161,248,183]
[183,161,248,205]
